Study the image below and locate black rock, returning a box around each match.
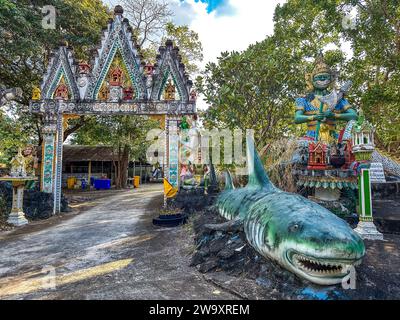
[190,251,205,267]
[167,189,218,214]
[0,181,70,221]
[198,259,219,273]
[209,238,226,254]
[217,248,235,260]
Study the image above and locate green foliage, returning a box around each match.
[164,23,204,75]
[197,0,400,155]
[0,0,110,104]
[140,22,204,76]
[72,115,158,163]
[0,0,110,163]
[0,107,31,165]
[196,37,308,148]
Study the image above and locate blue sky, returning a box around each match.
[185,0,236,15]
[192,0,226,13]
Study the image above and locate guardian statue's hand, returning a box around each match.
[313,114,325,121]
[323,110,335,119]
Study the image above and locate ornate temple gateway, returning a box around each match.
[28,6,197,213]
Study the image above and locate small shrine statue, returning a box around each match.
[180,116,190,130]
[32,87,41,100]
[180,163,196,186]
[164,79,176,101]
[10,148,27,178]
[78,61,91,75]
[110,57,124,86]
[189,90,197,102]
[294,53,358,144]
[99,83,110,101]
[54,80,69,100]
[123,86,134,100]
[21,145,38,176]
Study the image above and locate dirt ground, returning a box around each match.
[0,185,235,300]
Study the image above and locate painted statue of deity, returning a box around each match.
[294,53,358,144]
[10,148,27,177]
[164,79,176,101]
[22,145,38,177]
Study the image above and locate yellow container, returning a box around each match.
[134,176,140,188]
[67,177,76,189]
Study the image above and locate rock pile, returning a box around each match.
[0,181,70,220]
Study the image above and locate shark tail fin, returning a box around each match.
[246,134,276,191]
[225,170,235,190]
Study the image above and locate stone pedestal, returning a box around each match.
[7,181,28,226]
[0,177,37,227]
[356,168,383,240]
[354,220,383,240]
[7,211,28,226]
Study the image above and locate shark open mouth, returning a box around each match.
[286,251,359,281]
[293,253,345,277]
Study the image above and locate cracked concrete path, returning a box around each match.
[0,184,236,300]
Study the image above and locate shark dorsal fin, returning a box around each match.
[246,135,276,191]
[225,170,235,190]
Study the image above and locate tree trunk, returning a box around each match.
[120,145,130,189]
[113,146,122,189]
[114,145,129,189]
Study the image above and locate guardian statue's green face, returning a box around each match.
[312,72,332,90]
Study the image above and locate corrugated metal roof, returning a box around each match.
[37,145,116,162]
[63,145,116,162]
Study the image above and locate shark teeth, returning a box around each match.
[292,254,349,276]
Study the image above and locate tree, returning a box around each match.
[0,106,30,165]
[163,23,204,75]
[0,0,110,148]
[196,37,312,148]
[121,0,203,76]
[122,0,173,47]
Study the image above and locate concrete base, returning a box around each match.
[314,187,341,202]
[354,221,384,240]
[7,211,29,226]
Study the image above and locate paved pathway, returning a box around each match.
[0,185,235,300]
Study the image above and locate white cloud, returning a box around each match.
[176,0,286,66]
[172,0,286,111]
[169,1,198,25]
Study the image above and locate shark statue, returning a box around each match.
[215,137,365,285]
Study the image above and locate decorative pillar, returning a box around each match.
[354,168,383,240]
[168,119,179,188]
[7,180,29,226]
[41,113,58,194]
[53,111,64,214]
[40,105,65,214]
[163,116,180,207]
